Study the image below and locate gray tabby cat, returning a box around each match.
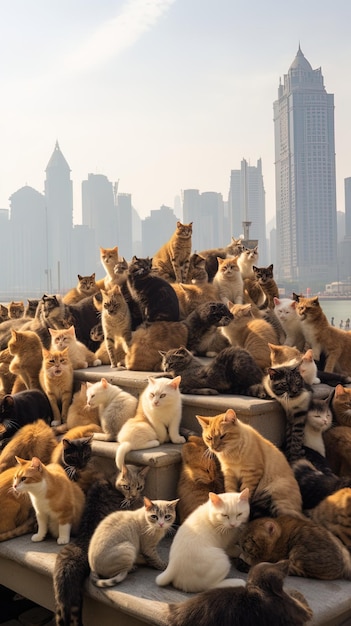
[115,464,150,508]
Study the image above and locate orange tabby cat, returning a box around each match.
[125,321,188,371]
[49,325,101,369]
[324,426,351,477]
[0,466,35,541]
[96,246,119,290]
[39,347,74,426]
[13,456,85,544]
[8,328,43,390]
[0,419,57,473]
[307,487,351,551]
[196,409,303,519]
[58,381,101,433]
[171,282,218,319]
[152,221,193,283]
[332,384,351,427]
[63,273,100,304]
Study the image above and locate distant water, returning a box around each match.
[318,299,351,328]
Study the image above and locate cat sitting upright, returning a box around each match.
[152,220,193,283]
[86,377,138,441]
[127,256,180,323]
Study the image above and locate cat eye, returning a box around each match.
[164,514,173,521]
[150,514,158,520]
[219,434,226,439]
[206,436,212,442]
[160,393,166,398]
[150,393,155,398]
[122,485,130,490]
[222,514,229,519]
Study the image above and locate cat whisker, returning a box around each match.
[64,465,77,480]
[120,498,132,509]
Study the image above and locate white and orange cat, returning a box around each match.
[152,221,193,283]
[39,347,74,426]
[96,246,119,290]
[212,256,243,304]
[49,325,101,369]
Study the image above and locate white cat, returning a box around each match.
[212,256,243,304]
[156,490,250,592]
[237,246,259,279]
[273,297,305,351]
[304,397,333,456]
[49,325,101,369]
[115,376,185,470]
[299,348,321,385]
[86,377,138,441]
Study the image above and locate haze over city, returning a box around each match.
[1,0,351,226]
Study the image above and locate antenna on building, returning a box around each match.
[242,221,252,240]
[113,180,120,206]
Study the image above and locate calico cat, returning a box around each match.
[303,396,333,457]
[127,255,180,323]
[0,466,35,542]
[273,297,305,350]
[295,295,351,375]
[49,325,101,370]
[177,435,224,523]
[0,419,57,473]
[186,252,208,284]
[160,345,265,397]
[167,559,313,626]
[116,376,185,470]
[237,245,259,279]
[8,328,43,390]
[125,320,188,371]
[8,300,25,319]
[88,497,178,586]
[171,281,218,319]
[100,285,132,366]
[24,298,39,318]
[39,347,74,426]
[152,220,193,283]
[244,264,279,309]
[239,514,351,580]
[13,455,85,544]
[156,489,250,592]
[96,245,119,290]
[183,301,232,356]
[196,409,303,519]
[222,302,278,370]
[212,256,244,304]
[0,389,53,447]
[63,273,99,304]
[86,377,138,441]
[332,384,351,426]
[198,237,244,283]
[307,487,351,551]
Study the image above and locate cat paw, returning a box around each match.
[93,359,102,366]
[57,537,70,545]
[31,533,45,542]
[172,436,186,444]
[51,420,61,427]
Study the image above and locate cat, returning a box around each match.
[332,384,351,426]
[8,300,25,319]
[183,301,232,356]
[61,381,100,433]
[0,389,53,448]
[125,320,188,371]
[152,220,193,283]
[85,377,138,441]
[116,376,185,470]
[221,302,279,370]
[273,297,305,350]
[239,514,351,580]
[0,304,9,322]
[303,396,333,457]
[0,347,17,395]
[115,463,150,509]
[263,364,312,462]
[49,325,101,369]
[212,256,244,304]
[171,281,218,319]
[198,237,244,282]
[177,435,224,523]
[324,425,351,477]
[88,496,178,586]
[0,465,35,542]
[62,273,99,304]
[295,295,351,375]
[113,256,144,330]
[156,489,250,592]
[167,559,313,626]
[160,345,265,397]
[13,455,85,544]
[100,285,132,367]
[64,295,101,352]
[39,347,74,426]
[292,457,351,510]
[306,487,351,551]
[186,252,208,284]
[127,255,180,323]
[0,419,57,473]
[20,293,68,349]
[244,264,279,309]
[24,298,39,318]
[96,245,119,290]
[237,245,259,279]
[8,328,43,390]
[196,409,303,519]
[51,427,102,493]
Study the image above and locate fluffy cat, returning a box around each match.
[13,455,85,544]
[20,293,68,349]
[0,466,35,542]
[167,559,313,626]
[273,297,305,350]
[307,487,351,551]
[125,320,188,371]
[332,384,351,426]
[177,435,224,523]
[156,489,250,592]
[171,281,218,319]
[196,409,303,519]
[239,514,351,580]
[100,285,132,367]
[303,396,333,457]
[183,301,232,356]
[152,220,193,283]
[198,237,244,282]
[7,328,43,391]
[212,256,244,304]
[85,377,138,441]
[0,389,53,447]
[160,345,265,397]
[62,273,99,304]
[39,347,74,426]
[127,255,180,323]
[116,376,185,470]
[8,300,25,319]
[97,245,119,289]
[49,325,101,370]
[237,245,259,279]
[0,419,57,473]
[88,497,178,586]
[244,264,279,309]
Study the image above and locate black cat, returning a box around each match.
[292,456,351,510]
[127,255,180,323]
[183,301,232,355]
[66,295,101,351]
[0,389,53,448]
[58,435,94,482]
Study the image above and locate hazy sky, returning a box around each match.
[1,0,351,227]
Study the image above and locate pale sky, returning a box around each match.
[1,0,350,227]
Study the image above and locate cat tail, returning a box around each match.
[155,564,174,587]
[115,442,133,470]
[53,542,89,626]
[0,517,36,542]
[90,569,129,587]
[211,578,246,589]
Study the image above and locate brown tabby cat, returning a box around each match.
[307,487,351,551]
[196,409,303,518]
[0,419,57,473]
[96,245,119,290]
[171,281,218,319]
[332,384,351,426]
[13,455,85,544]
[295,295,351,375]
[39,347,74,426]
[63,273,99,304]
[0,466,35,541]
[186,253,208,285]
[221,302,278,370]
[152,221,193,283]
[101,285,132,367]
[8,300,25,319]
[239,514,351,580]
[8,328,43,390]
[244,264,279,309]
[177,435,224,523]
[125,320,188,371]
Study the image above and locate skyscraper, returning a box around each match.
[273,47,337,290]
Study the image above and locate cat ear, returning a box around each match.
[335,384,345,396]
[67,325,75,334]
[263,520,277,535]
[78,274,83,280]
[143,496,154,509]
[195,415,211,429]
[224,408,237,423]
[169,375,181,388]
[15,456,26,465]
[30,457,42,472]
[101,378,109,389]
[3,395,14,407]
[169,498,180,508]
[239,488,250,501]
[208,492,223,507]
[138,465,150,477]
[273,297,280,305]
[48,328,55,336]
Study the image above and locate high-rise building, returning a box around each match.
[81,173,118,266]
[182,189,224,251]
[273,47,337,290]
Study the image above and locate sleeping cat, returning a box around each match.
[0,419,57,473]
[116,376,185,470]
[63,273,99,304]
[13,455,85,544]
[198,236,244,282]
[273,297,305,351]
[125,320,188,371]
[237,245,259,279]
[156,489,250,592]
[0,389,53,447]
[7,328,43,390]
[39,347,74,426]
[244,264,279,309]
[152,220,193,283]
[307,487,351,551]
[88,497,178,586]
[239,514,351,580]
[100,285,132,367]
[86,377,137,441]
[49,326,101,369]
[127,255,180,323]
[0,466,35,542]
[212,256,244,304]
[167,559,313,626]
[183,301,232,356]
[196,409,303,519]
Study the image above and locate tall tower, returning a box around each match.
[273,47,337,290]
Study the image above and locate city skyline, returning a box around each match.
[1,1,351,226]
